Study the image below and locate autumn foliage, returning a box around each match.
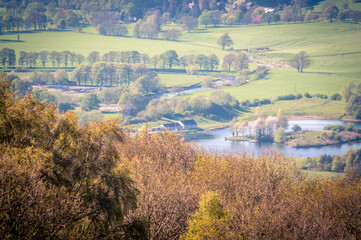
[1,75,361,239]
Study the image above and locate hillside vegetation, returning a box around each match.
[1,77,361,239]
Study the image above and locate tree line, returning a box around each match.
[1,1,360,39]
[1,48,226,71]
[2,76,361,239]
[305,148,361,173]
[2,47,256,76]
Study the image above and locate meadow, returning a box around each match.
[3,21,361,94]
[239,98,346,121]
[1,9,361,125]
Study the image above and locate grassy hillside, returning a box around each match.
[158,74,202,87]
[313,0,361,11]
[242,98,346,120]
[2,19,361,123]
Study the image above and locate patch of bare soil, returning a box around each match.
[249,54,293,69]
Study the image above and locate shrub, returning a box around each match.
[346,122,354,131]
[314,93,328,99]
[292,124,302,132]
[304,92,312,98]
[254,66,269,80]
[323,125,345,132]
[276,94,297,101]
[241,100,250,107]
[260,98,271,105]
[201,76,214,88]
[330,93,342,101]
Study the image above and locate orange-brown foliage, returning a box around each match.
[119,129,361,239]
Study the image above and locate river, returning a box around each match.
[191,120,361,157]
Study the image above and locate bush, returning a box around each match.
[292,124,302,132]
[260,98,271,105]
[330,93,342,101]
[327,131,335,140]
[254,66,269,80]
[313,93,328,99]
[241,100,250,107]
[323,125,345,132]
[201,76,214,88]
[276,94,297,101]
[354,110,361,120]
[250,99,260,107]
[304,92,312,98]
[346,122,354,131]
[186,66,197,75]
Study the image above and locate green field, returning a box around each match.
[313,0,361,12]
[3,21,360,100]
[239,98,346,120]
[158,74,203,87]
[2,11,361,125]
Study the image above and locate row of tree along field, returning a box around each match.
[2,77,361,239]
[2,47,312,76]
[1,0,360,37]
[1,48,235,71]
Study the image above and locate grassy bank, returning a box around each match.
[285,130,361,148]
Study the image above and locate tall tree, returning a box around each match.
[207,54,219,71]
[61,51,71,68]
[323,5,339,22]
[28,52,39,67]
[217,32,234,50]
[195,54,208,70]
[291,51,310,72]
[69,52,77,67]
[87,51,100,65]
[49,51,58,68]
[160,50,179,69]
[54,52,63,67]
[232,53,249,71]
[182,15,198,32]
[39,51,49,68]
[341,82,355,102]
[222,53,235,71]
[76,53,85,65]
[0,48,16,68]
[81,93,100,111]
[19,51,28,67]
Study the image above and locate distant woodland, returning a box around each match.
[1,0,360,35]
